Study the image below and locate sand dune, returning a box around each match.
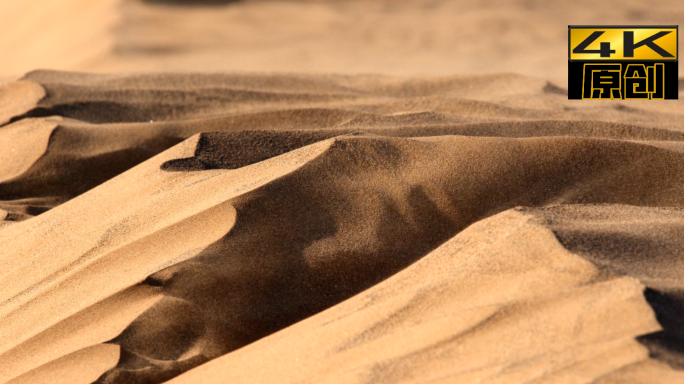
[2,0,684,88]
[1,71,684,383]
[2,0,684,381]
[165,205,684,384]
[2,71,683,217]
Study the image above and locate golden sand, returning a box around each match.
[1,1,683,383]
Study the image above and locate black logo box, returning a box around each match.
[568,61,678,99]
[568,25,678,100]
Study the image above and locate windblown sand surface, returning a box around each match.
[2,1,684,384]
[1,71,684,384]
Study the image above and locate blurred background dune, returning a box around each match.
[1,0,683,87]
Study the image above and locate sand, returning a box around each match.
[1,1,684,384]
[3,0,684,88]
